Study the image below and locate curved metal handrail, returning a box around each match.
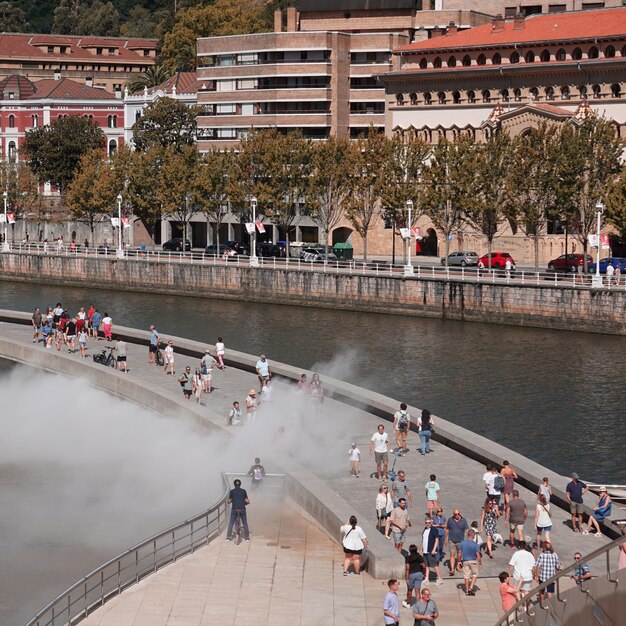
[24,474,231,626]
[495,534,625,625]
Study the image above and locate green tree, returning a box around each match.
[51,0,81,34]
[126,64,172,95]
[308,137,354,256]
[120,5,168,39]
[422,136,477,264]
[131,97,199,152]
[0,1,30,32]
[464,132,516,264]
[162,0,271,72]
[345,130,388,262]
[0,162,40,240]
[22,115,105,197]
[605,165,626,241]
[194,150,232,250]
[379,135,429,263]
[558,118,623,272]
[77,0,120,37]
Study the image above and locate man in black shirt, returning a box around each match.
[226,479,250,541]
[403,544,426,608]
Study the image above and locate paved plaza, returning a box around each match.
[0,318,614,625]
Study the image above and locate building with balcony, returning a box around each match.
[0,33,157,95]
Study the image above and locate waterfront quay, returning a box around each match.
[0,315,617,625]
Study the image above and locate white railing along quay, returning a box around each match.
[3,243,624,291]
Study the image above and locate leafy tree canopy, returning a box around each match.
[0,1,29,32]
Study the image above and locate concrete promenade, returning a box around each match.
[0,317,614,625]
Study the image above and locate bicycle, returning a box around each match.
[155,343,164,367]
[93,346,116,368]
[232,511,244,545]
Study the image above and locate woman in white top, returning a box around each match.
[534,494,552,548]
[192,368,203,404]
[340,515,368,576]
[215,336,226,370]
[375,485,394,538]
[101,313,113,341]
[163,340,175,375]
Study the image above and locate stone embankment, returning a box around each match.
[1,253,625,335]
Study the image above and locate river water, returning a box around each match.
[1,280,624,483]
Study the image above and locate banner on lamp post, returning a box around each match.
[6,213,15,224]
[399,227,410,239]
[588,233,610,249]
[121,217,131,229]
[0,215,5,223]
[110,217,120,228]
[255,221,265,234]
[411,226,420,239]
[245,222,255,235]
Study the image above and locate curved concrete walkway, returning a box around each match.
[0,316,612,626]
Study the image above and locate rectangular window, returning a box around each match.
[548,4,566,11]
[521,5,542,15]
[108,48,116,55]
[238,53,257,65]
[582,2,604,7]
[504,6,516,17]
[47,46,54,53]
[216,103,238,115]
[216,79,236,92]
[96,48,103,55]
[237,79,256,90]
[217,54,236,66]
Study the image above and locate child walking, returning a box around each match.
[348,442,361,478]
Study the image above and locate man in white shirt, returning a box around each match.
[255,354,271,392]
[370,424,392,481]
[508,541,536,596]
[483,463,502,506]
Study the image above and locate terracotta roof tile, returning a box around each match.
[0,74,37,98]
[152,72,202,95]
[396,8,626,52]
[29,78,116,100]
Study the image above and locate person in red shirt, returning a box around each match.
[87,304,95,337]
[499,571,521,613]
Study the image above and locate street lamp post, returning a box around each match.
[591,201,604,288]
[2,190,8,252]
[249,196,259,267]
[404,199,414,277]
[116,193,124,259]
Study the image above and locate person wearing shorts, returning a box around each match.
[370,424,391,481]
[566,473,588,533]
[458,530,482,596]
[402,544,425,608]
[201,349,216,393]
[148,325,160,364]
[509,541,535,596]
[507,490,528,549]
[421,518,442,585]
[390,498,410,552]
[115,337,128,372]
[178,366,193,399]
[32,307,42,343]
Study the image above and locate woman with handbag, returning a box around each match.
[534,494,552,549]
[340,516,368,576]
[376,485,394,538]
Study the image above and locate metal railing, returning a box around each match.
[24,475,230,626]
[495,533,626,625]
[2,243,624,291]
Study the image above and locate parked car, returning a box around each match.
[547,254,592,272]
[205,243,236,256]
[478,252,516,269]
[441,251,479,267]
[225,241,249,255]
[256,242,286,258]
[162,238,191,252]
[587,256,626,274]
[302,251,338,262]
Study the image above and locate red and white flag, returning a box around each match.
[121,217,131,229]
[255,221,265,234]
[6,213,15,224]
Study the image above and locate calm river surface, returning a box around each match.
[1,280,624,483]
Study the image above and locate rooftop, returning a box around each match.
[297,0,418,11]
[0,75,116,100]
[396,7,626,52]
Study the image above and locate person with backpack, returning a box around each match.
[417,409,434,456]
[483,464,504,509]
[247,457,266,489]
[201,349,216,393]
[393,402,411,454]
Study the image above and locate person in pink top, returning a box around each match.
[499,571,521,614]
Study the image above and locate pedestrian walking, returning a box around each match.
[421,518,443,585]
[606,262,615,286]
[255,354,271,391]
[537,476,552,503]
[393,402,410,454]
[215,336,226,369]
[501,460,517,515]
[370,424,392,481]
[163,340,175,375]
[178,366,193,400]
[533,542,561,601]
[566,473,588,533]
[508,541,535,597]
[148,325,160,364]
[445,508,469,576]
[201,349,216,393]
[193,368,203,403]
[389,498,410,552]
[247,457,266,488]
[480,498,500,558]
[570,552,591,585]
[402,545,426,609]
[91,308,102,340]
[245,389,257,423]
[534,494,552,548]
[383,579,401,626]
[458,529,482,596]
[101,312,113,341]
[78,328,88,358]
[376,485,393,537]
[432,506,447,562]
[425,474,440,518]
[64,317,77,353]
[340,515,368,576]
[411,588,439,624]
[310,373,324,401]
[499,571,521,617]
[227,401,242,426]
[32,307,42,343]
[507,490,528,549]
[349,442,361,477]
[417,409,434,455]
[114,336,128,372]
[391,470,412,508]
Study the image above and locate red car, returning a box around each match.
[478,252,516,269]
[547,254,592,272]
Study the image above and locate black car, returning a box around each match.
[205,243,235,256]
[162,238,191,252]
[225,241,249,255]
[256,242,286,258]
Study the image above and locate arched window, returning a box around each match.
[410,92,418,105]
[108,140,117,157]
[433,56,442,68]
[540,49,550,62]
[135,111,141,122]
[530,87,539,100]
[572,47,583,60]
[8,141,16,162]
[605,45,615,58]
[592,84,601,98]
[482,89,491,103]
[611,83,622,98]
[452,90,461,104]
[107,115,113,127]
[419,58,428,69]
[500,88,509,102]
[477,54,486,65]
[510,51,520,64]
[525,50,535,63]
[438,91,446,104]
[556,48,566,61]
[447,56,457,68]
[561,86,571,100]
[513,88,522,102]
[396,93,405,105]
[467,90,476,103]
[579,85,588,98]
[492,53,502,65]
[545,86,554,100]
[588,46,599,59]
[462,55,471,67]
[8,114,14,128]
[424,92,432,105]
